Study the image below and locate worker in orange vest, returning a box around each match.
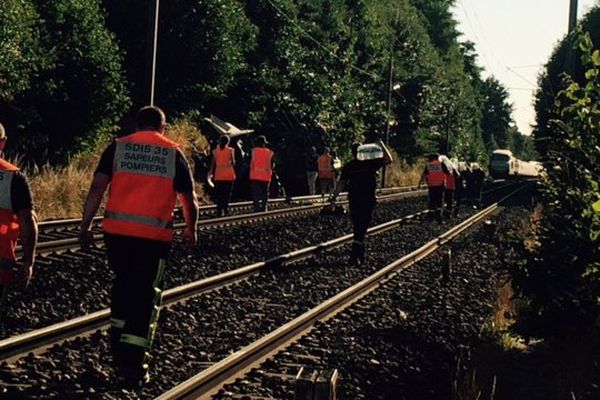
[317,147,335,195]
[418,153,449,223]
[210,135,236,217]
[0,123,38,323]
[249,135,274,212]
[79,106,199,387]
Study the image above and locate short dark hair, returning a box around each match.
[136,106,166,130]
[255,135,267,147]
[428,153,439,161]
[219,135,230,148]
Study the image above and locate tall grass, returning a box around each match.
[384,152,426,187]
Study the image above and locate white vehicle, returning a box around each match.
[490,149,540,179]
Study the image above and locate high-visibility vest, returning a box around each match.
[249,148,273,182]
[0,158,20,284]
[318,154,334,179]
[445,173,456,190]
[213,146,236,181]
[426,160,445,187]
[103,131,179,242]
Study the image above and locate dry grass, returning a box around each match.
[26,119,210,220]
[384,154,425,187]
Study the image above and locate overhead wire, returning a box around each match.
[265,0,379,80]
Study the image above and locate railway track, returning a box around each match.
[32,186,421,255]
[154,184,529,400]
[0,182,520,365]
[0,181,529,399]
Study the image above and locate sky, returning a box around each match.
[452,0,599,135]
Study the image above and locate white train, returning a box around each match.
[490,149,541,179]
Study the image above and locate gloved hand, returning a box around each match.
[79,229,95,250]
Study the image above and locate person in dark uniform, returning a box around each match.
[329,140,393,265]
[0,123,38,322]
[454,163,467,217]
[79,106,199,387]
[468,163,485,208]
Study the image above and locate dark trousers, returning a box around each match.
[251,180,270,212]
[350,199,376,243]
[428,186,444,221]
[104,233,170,377]
[454,188,464,216]
[444,189,454,214]
[214,180,234,217]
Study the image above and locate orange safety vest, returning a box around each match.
[103,131,178,242]
[0,158,21,284]
[213,146,236,181]
[318,154,334,179]
[426,160,445,187]
[445,173,456,190]
[249,148,273,183]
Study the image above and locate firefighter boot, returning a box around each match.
[357,242,366,264]
[350,242,361,265]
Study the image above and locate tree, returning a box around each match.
[2,0,130,162]
[513,29,600,337]
[480,76,513,152]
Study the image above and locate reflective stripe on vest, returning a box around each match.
[426,161,445,187]
[103,131,178,242]
[213,147,236,181]
[0,159,20,272]
[249,148,273,182]
[318,154,334,179]
[104,211,173,229]
[445,173,456,190]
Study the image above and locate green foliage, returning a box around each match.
[1,0,511,167]
[0,0,45,103]
[534,6,600,158]
[480,76,512,151]
[1,0,130,162]
[512,29,600,338]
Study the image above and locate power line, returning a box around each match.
[507,64,543,69]
[265,0,379,80]
[506,67,537,88]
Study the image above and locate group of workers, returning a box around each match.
[208,137,341,214]
[418,153,485,223]
[0,105,486,388]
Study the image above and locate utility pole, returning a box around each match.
[381,49,393,188]
[145,0,161,106]
[568,0,578,33]
[565,0,578,75]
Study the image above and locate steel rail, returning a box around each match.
[155,184,529,400]
[26,189,426,256]
[0,182,517,363]
[37,186,419,230]
[0,201,428,362]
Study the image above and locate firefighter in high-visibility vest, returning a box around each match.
[79,106,199,387]
[249,135,274,212]
[0,123,38,323]
[210,135,236,217]
[317,147,335,195]
[418,153,449,223]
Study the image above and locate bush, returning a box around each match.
[512,29,600,338]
